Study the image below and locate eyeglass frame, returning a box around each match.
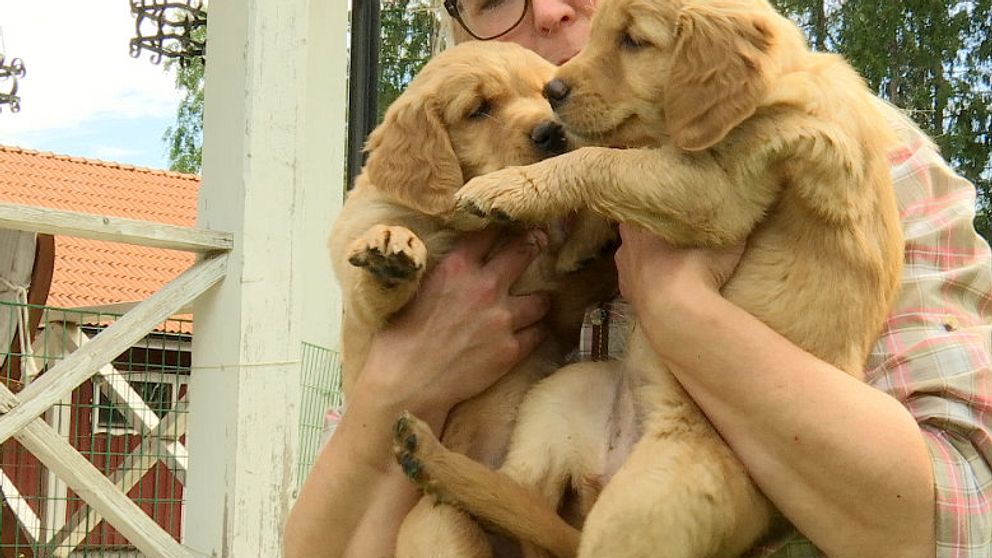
[443,0,530,41]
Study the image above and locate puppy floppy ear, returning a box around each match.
[666,3,779,151]
[363,95,464,216]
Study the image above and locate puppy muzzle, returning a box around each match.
[543,78,570,111]
[531,120,569,156]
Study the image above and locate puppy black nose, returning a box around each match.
[543,79,570,110]
[531,121,568,155]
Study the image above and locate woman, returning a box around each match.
[285,1,992,556]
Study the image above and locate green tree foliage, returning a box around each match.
[769,0,833,50]
[162,18,207,175]
[377,0,442,121]
[163,54,204,174]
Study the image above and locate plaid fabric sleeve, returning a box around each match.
[573,298,633,362]
[863,108,992,557]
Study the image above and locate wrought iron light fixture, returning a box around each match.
[0,54,25,113]
[129,0,207,66]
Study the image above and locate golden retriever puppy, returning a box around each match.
[391,0,904,556]
[328,40,616,557]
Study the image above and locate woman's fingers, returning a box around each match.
[616,222,747,307]
[456,226,505,262]
[511,323,550,362]
[506,292,551,331]
[484,229,548,290]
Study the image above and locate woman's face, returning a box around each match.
[498,0,595,65]
[451,0,596,65]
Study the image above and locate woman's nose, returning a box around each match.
[531,0,576,34]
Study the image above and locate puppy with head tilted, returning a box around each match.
[391,0,905,557]
[328,41,616,557]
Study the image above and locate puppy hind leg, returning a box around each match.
[394,412,580,558]
[578,432,772,558]
[396,497,492,558]
[500,463,579,558]
[497,362,624,558]
[496,449,578,558]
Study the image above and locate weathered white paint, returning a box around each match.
[0,203,233,253]
[0,469,41,543]
[0,253,228,442]
[184,0,346,554]
[35,324,74,537]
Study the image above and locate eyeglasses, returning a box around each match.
[444,0,528,41]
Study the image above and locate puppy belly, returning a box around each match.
[519,361,640,525]
[598,367,641,486]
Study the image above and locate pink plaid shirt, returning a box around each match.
[579,105,992,556]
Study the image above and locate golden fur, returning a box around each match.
[327,41,616,557]
[391,0,905,556]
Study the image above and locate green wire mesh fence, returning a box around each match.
[297,342,343,490]
[0,300,190,558]
[1,299,345,557]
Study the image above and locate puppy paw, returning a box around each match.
[393,411,448,500]
[455,167,556,224]
[348,225,426,287]
[555,215,619,274]
[445,209,491,232]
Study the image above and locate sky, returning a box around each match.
[0,1,182,170]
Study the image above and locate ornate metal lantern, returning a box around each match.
[0,54,25,113]
[129,0,207,66]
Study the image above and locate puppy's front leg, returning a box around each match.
[457,145,780,248]
[344,224,428,324]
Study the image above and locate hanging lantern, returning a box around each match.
[129,0,207,66]
[0,54,25,113]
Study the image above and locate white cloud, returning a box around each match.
[92,144,142,161]
[0,0,181,143]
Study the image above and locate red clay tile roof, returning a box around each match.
[0,145,200,310]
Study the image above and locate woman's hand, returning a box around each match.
[355,227,551,429]
[616,223,744,314]
[286,228,549,558]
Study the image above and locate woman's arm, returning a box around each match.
[615,224,936,558]
[284,380,437,558]
[284,229,550,558]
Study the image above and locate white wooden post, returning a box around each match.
[184,0,347,555]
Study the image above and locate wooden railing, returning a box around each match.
[0,201,231,558]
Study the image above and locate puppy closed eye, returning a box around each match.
[468,99,493,120]
[619,30,646,50]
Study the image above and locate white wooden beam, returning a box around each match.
[184,0,346,555]
[0,469,41,543]
[48,398,189,557]
[61,323,189,474]
[0,253,228,445]
[32,323,72,535]
[0,384,192,558]
[0,203,233,253]
[91,371,189,475]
